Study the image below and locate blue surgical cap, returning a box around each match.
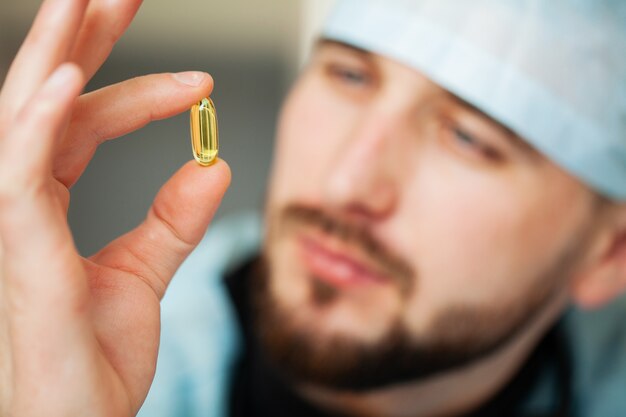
[322,0,626,200]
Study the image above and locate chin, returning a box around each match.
[264,240,403,344]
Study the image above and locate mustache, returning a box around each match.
[279,204,415,295]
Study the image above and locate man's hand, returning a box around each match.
[0,0,231,416]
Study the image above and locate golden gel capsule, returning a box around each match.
[190,97,219,166]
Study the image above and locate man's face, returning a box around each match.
[258,41,599,389]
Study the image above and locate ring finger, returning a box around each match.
[0,0,89,125]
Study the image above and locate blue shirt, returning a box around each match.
[138,212,626,417]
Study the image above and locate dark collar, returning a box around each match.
[224,257,571,417]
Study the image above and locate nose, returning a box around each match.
[324,108,403,221]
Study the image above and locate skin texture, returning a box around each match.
[1,3,626,417]
[0,0,230,416]
[258,42,626,415]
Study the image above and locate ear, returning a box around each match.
[570,228,626,310]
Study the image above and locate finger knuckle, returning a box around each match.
[32,98,59,119]
[0,177,22,206]
[13,97,56,128]
[0,174,45,209]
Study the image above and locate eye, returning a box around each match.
[327,64,371,87]
[447,124,504,162]
[453,127,479,147]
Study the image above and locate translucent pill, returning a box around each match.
[190,97,219,166]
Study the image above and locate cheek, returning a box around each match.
[390,150,592,334]
[267,76,357,207]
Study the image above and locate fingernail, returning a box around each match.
[173,71,208,87]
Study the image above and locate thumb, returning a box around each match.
[91,159,231,299]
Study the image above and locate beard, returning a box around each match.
[250,204,573,392]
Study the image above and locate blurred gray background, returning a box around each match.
[1,1,333,256]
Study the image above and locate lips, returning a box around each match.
[297,232,389,288]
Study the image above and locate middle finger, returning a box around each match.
[69,0,144,81]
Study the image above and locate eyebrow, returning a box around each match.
[317,39,539,157]
[316,38,373,60]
